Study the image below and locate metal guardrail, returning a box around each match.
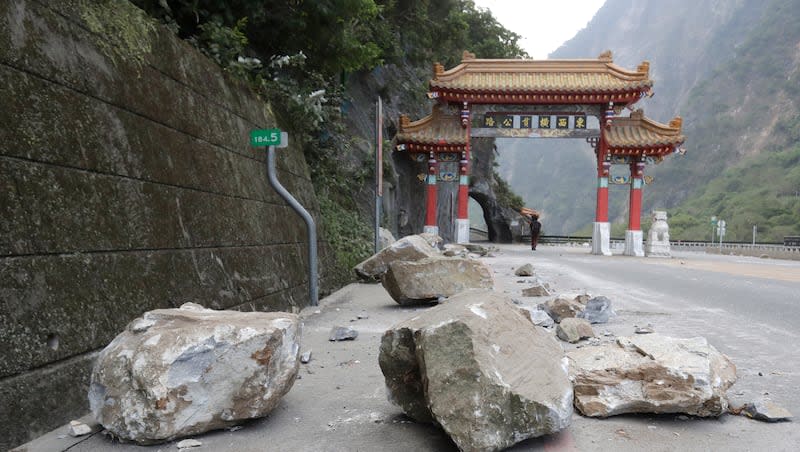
[538,235,800,259]
[474,228,800,259]
[537,235,594,245]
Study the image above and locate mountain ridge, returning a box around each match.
[498,0,800,241]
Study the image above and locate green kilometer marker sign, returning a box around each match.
[250,129,287,147]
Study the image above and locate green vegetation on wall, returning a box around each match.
[78,0,156,70]
[132,0,526,277]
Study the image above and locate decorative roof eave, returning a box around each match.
[604,110,685,156]
[429,50,652,102]
[437,90,643,105]
[396,105,466,151]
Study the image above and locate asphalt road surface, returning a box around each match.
[20,244,799,452]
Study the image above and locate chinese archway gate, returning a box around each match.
[395,51,685,256]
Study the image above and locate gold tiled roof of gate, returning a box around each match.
[605,109,685,149]
[396,105,465,146]
[430,51,652,94]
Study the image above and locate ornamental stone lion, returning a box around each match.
[646,210,671,257]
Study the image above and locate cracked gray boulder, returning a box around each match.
[576,296,614,324]
[379,290,573,451]
[354,234,440,280]
[568,334,737,417]
[381,256,494,305]
[88,303,301,444]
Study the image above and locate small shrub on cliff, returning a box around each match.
[493,170,524,211]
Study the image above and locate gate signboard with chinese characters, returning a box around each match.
[395,50,685,252]
[479,112,591,138]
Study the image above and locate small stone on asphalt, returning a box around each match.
[329,326,358,341]
[68,420,91,437]
[742,399,793,422]
[177,439,202,449]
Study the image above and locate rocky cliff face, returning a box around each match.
[344,66,516,243]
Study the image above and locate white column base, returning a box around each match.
[592,222,611,256]
[423,225,439,236]
[645,239,672,257]
[624,230,644,257]
[456,219,470,244]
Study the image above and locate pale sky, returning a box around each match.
[472,0,606,59]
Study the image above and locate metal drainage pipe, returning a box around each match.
[266,146,318,306]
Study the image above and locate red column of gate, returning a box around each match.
[595,139,610,222]
[425,152,439,230]
[457,105,471,221]
[628,160,645,230]
[457,157,469,218]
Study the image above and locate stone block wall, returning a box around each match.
[0,2,333,448]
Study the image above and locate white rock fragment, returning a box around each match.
[177,438,203,448]
[68,420,92,437]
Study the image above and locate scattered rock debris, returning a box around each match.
[522,283,551,297]
[514,263,535,276]
[329,326,358,341]
[556,317,595,343]
[577,296,614,324]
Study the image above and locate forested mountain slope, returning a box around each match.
[498,0,800,241]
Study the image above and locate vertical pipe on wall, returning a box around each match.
[267,146,318,306]
[374,98,383,253]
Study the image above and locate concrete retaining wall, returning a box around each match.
[0,2,333,448]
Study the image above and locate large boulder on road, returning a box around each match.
[379,290,573,451]
[89,303,300,444]
[354,234,439,280]
[381,256,493,305]
[568,334,736,417]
